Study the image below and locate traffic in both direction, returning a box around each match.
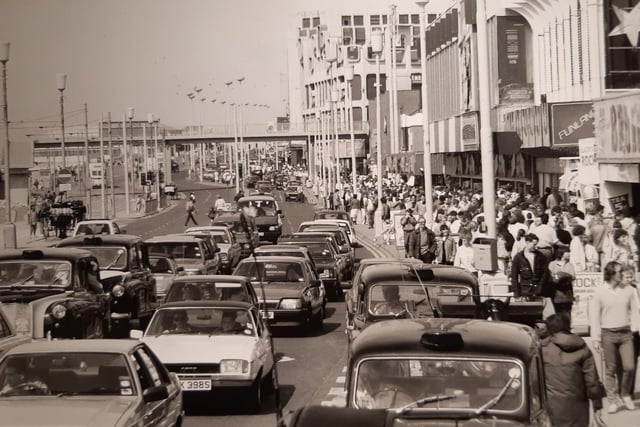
[0,165,600,427]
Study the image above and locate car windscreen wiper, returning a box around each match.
[104,251,124,269]
[397,392,462,415]
[15,274,34,286]
[475,374,517,415]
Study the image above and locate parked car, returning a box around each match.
[164,275,259,306]
[0,339,184,426]
[0,303,31,359]
[149,255,184,304]
[71,219,126,237]
[278,238,344,301]
[313,210,353,225]
[132,301,274,413]
[185,225,242,273]
[337,318,551,425]
[56,235,157,337]
[145,234,220,275]
[233,256,324,332]
[299,218,356,242]
[0,248,109,339]
[212,212,260,259]
[344,263,479,342]
[237,194,284,244]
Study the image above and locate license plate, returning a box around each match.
[261,311,274,319]
[180,379,212,391]
[258,232,265,236]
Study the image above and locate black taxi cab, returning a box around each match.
[345,263,480,342]
[0,248,109,339]
[289,319,550,426]
[56,235,156,337]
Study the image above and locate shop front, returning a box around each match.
[594,91,640,216]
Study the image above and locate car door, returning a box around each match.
[250,307,274,376]
[131,346,182,427]
[200,240,218,274]
[303,263,322,311]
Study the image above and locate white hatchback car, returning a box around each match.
[72,219,125,236]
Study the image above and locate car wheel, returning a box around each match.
[262,368,275,394]
[246,376,262,413]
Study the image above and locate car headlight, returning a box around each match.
[112,284,125,297]
[279,299,302,309]
[220,359,249,374]
[269,225,280,231]
[319,269,333,278]
[51,304,67,319]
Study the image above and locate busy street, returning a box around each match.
[4,0,640,426]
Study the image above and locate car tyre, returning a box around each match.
[246,376,262,413]
[262,368,275,394]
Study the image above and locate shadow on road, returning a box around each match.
[183,384,296,416]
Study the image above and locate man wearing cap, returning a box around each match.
[510,233,551,298]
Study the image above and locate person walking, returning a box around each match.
[590,261,640,414]
[453,231,477,274]
[27,205,37,238]
[184,197,198,226]
[547,246,575,316]
[510,233,551,298]
[541,312,604,427]
[407,218,437,263]
[400,208,417,256]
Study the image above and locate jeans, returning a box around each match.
[602,328,635,399]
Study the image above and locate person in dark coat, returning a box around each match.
[406,218,437,263]
[510,233,551,297]
[541,312,604,426]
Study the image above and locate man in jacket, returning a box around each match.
[407,218,437,263]
[541,312,604,426]
[510,233,551,297]
[400,208,417,256]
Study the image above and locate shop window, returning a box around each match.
[353,107,363,122]
[343,27,353,44]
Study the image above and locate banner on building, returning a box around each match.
[609,193,630,212]
[550,102,595,146]
[461,112,479,150]
[571,272,603,334]
[502,105,550,148]
[594,92,640,162]
[496,16,533,104]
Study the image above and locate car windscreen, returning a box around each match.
[0,260,73,287]
[146,307,255,336]
[315,212,349,221]
[0,353,134,397]
[353,357,524,412]
[235,261,305,283]
[367,283,434,317]
[147,242,202,260]
[75,223,111,235]
[237,199,276,216]
[209,231,230,244]
[81,246,128,270]
[165,281,248,303]
[297,242,334,262]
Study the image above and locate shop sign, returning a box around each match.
[578,138,599,185]
[461,112,478,150]
[550,102,594,146]
[496,16,534,104]
[571,272,603,334]
[594,92,640,162]
[502,104,550,148]
[608,193,630,212]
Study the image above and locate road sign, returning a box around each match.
[57,169,72,184]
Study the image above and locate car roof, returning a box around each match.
[185,226,230,233]
[238,255,304,263]
[172,275,249,284]
[0,248,94,262]
[158,300,253,310]
[255,245,308,252]
[238,194,276,202]
[57,234,143,247]
[145,234,204,243]
[350,318,538,362]
[360,263,478,287]
[315,210,348,216]
[3,339,142,356]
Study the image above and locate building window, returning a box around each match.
[366,74,386,100]
[355,27,366,45]
[343,27,353,45]
[342,15,351,26]
[354,15,364,25]
[411,14,419,24]
[302,18,310,28]
[353,107,363,122]
[352,75,362,101]
[371,15,381,25]
[399,14,409,24]
[383,15,388,24]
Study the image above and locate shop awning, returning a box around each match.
[559,170,579,193]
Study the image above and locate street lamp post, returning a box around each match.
[0,41,16,248]
[149,113,162,213]
[124,107,133,216]
[330,87,340,192]
[371,30,384,204]
[344,65,357,191]
[417,1,433,224]
[56,73,67,169]
[232,104,240,194]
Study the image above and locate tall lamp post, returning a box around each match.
[124,107,133,216]
[149,113,162,212]
[0,41,16,248]
[56,73,67,169]
[371,30,384,204]
[344,65,357,191]
[417,1,433,224]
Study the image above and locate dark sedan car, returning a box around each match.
[0,248,109,339]
[233,256,324,333]
[345,263,480,342]
[56,235,157,337]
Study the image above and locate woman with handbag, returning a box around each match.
[541,312,605,426]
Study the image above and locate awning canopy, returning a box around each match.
[559,170,579,193]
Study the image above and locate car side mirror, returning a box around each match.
[143,385,169,403]
[129,329,143,339]
[176,266,184,273]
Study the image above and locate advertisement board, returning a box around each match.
[578,138,599,185]
[496,16,533,104]
[571,272,604,335]
[594,92,640,162]
[550,102,595,146]
[609,193,630,212]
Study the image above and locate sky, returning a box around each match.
[0,0,431,140]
